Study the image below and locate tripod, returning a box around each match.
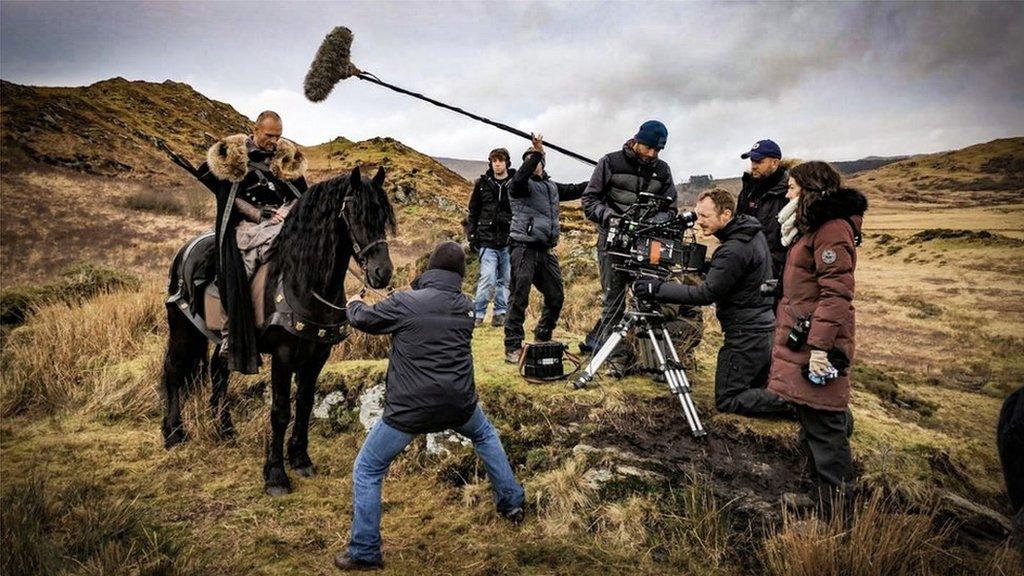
[574,299,707,439]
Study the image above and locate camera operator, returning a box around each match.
[581,121,700,376]
[633,188,792,417]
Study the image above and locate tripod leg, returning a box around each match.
[646,328,706,438]
[574,321,631,389]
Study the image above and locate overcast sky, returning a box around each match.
[2,1,1022,181]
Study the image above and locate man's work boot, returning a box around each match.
[505,348,521,364]
[534,329,552,343]
[491,313,506,327]
[503,506,525,524]
[333,552,383,572]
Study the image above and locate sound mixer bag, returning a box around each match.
[518,342,582,384]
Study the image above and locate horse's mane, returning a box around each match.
[275,170,396,296]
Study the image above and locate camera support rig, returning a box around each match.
[574,192,708,439]
[574,299,707,439]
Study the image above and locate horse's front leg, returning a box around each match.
[263,358,293,496]
[210,349,235,439]
[288,347,330,477]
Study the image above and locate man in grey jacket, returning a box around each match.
[504,134,588,363]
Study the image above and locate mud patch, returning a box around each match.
[587,399,808,526]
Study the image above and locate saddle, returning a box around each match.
[167,232,348,345]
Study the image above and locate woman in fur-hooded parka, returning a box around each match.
[767,163,868,412]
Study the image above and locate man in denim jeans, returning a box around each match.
[467,148,514,327]
[334,241,525,571]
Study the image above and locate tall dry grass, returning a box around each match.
[122,186,212,221]
[1,472,199,576]
[762,494,953,576]
[0,290,164,417]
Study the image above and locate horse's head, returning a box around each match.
[341,166,396,289]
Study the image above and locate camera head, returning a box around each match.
[606,203,705,277]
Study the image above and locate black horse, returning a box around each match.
[161,166,395,496]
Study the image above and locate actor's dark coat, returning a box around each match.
[347,269,478,434]
[467,169,515,249]
[197,135,307,374]
[736,168,789,278]
[768,187,868,412]
[581,140,676,231]
[657,214,775,333]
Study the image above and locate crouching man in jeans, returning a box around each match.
[334,241,525,571]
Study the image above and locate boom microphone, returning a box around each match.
[302,26,598,166]
[304,26,359,102]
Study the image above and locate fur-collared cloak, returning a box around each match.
[195,134,309,374]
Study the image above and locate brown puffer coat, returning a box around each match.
[768,188,868,412]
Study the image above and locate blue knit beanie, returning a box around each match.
[635,120,668,150]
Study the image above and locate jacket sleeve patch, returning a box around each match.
[821,249,837,265]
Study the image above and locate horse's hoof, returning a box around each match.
[265,485,292,497]
[163,428,188,449]
[293,465,317,478]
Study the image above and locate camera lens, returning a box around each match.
[679,211,698,226]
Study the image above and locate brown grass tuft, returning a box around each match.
[0,289,163,417]
[762,493,953,576]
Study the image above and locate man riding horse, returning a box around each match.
[196,110,309,374]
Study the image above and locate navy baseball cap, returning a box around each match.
[740,139,782,161]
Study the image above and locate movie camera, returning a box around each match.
[604,192,706,278]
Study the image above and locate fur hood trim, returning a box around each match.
[206,134,249,182]
[205,134,307,183]
[270,138,307,181]
[806,187,869,231]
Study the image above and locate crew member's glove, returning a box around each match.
[604,214,621,229]
[808,349,835,377]
[632,278,663,301]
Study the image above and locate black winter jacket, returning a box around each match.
[509,152,586,248]
[582,140,676,232]
[656,214,775,333]
[736,168,789,278]
[347,269,478,434]
[467,169,514,249]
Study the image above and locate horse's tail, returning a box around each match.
[168,243,186,296]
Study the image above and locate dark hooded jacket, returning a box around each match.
[768,187,868,412]
[508,152,587,248]
[656,214,775,333]
[581,140,676,233]
[467,168,515,249]
[736,167,789,278]
[346,268,478,434]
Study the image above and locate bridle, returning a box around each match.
[339,193,389,272]
[312,189,391,310]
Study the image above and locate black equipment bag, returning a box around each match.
[518,342,582,384]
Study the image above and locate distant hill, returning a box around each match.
[433,156,489,182]
[832,155,910,174]
[675,143,1021,208]
[847,137,1024,207]
[0,77,250,184]
[0,78,469,283]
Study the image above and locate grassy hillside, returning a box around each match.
[0,78,1021,574]
[849,137,1024,208]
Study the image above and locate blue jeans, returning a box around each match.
[474,247,510,319]
[348,405,525,564]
